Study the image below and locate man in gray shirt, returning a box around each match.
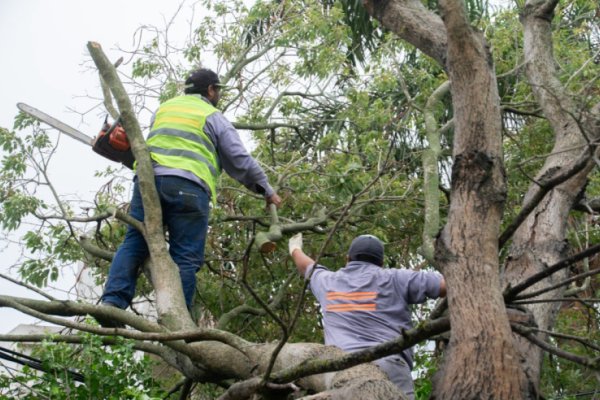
[289,233,445,399]
[98,68,281,326]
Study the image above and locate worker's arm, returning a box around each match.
[205,113,281,207]
[289,233,314,276]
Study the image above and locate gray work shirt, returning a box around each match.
[306,260,443,368]
[152,95,274,199]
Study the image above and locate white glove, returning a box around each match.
[288,233,303,256]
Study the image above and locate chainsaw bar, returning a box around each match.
[17,102,93,146]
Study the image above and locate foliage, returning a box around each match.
[0,334,166,399]
[540,299,600,398]
[413,345,439,400]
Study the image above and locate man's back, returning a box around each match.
[307,260,442,366]
[290,234,445,399]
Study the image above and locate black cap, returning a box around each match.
[348,235,384,266]
[184,68,222,94]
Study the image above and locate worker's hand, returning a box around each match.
[288,233,303,256]
[266,192,282,208]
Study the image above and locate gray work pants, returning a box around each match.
[374,355,414,400]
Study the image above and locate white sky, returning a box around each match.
[0,0,197,333]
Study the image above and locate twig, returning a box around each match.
[511,323,599,371]
[511,298,599,305]
[217,272,294,330]
[238,237,289,386]
[0,272,55,301]
[163,378,188,399]
[526,327,600,352]
[178,378,194,400]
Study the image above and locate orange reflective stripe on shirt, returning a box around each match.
[326,303,377,312]
[325,291,378,312]
[326,291,377,300]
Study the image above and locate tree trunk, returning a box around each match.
[152,339,408,399]
[363,0,532,397]
[502,0,598,390]
[430,0,530,398]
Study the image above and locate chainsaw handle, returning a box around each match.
[105,115,122,136]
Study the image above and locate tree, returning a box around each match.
[1,0,599,399]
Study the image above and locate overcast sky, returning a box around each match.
[0,0,198,333]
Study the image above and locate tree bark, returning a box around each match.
[502,0,600,390]
[363,0,447,65]
[427,1,530,398]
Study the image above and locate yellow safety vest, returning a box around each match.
[147,95,221,201]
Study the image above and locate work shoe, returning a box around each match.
[94,302,126,329]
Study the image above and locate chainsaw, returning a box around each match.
[16,102,134,169]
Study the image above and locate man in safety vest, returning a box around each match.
[288,233,445,399]
[98,68,281,326]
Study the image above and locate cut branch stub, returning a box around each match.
[254,208,328,253]
[255,228,281,253]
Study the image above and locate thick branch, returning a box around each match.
[0,295,160,333]
[499,147,594,247]
[272,317,450,384]
[99,56,123,120]
[420,80,450,262]
[362,0,447,66]
[504,242,600,300]
[0,333,172,358]
[87,41,193,329]
[513,266,600,301]
[0,295,248,350]
[79,235,114,261]
[0,295,257,379]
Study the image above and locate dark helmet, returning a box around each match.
[348,235,384,266]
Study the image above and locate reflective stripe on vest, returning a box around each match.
[147,95,220,201]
